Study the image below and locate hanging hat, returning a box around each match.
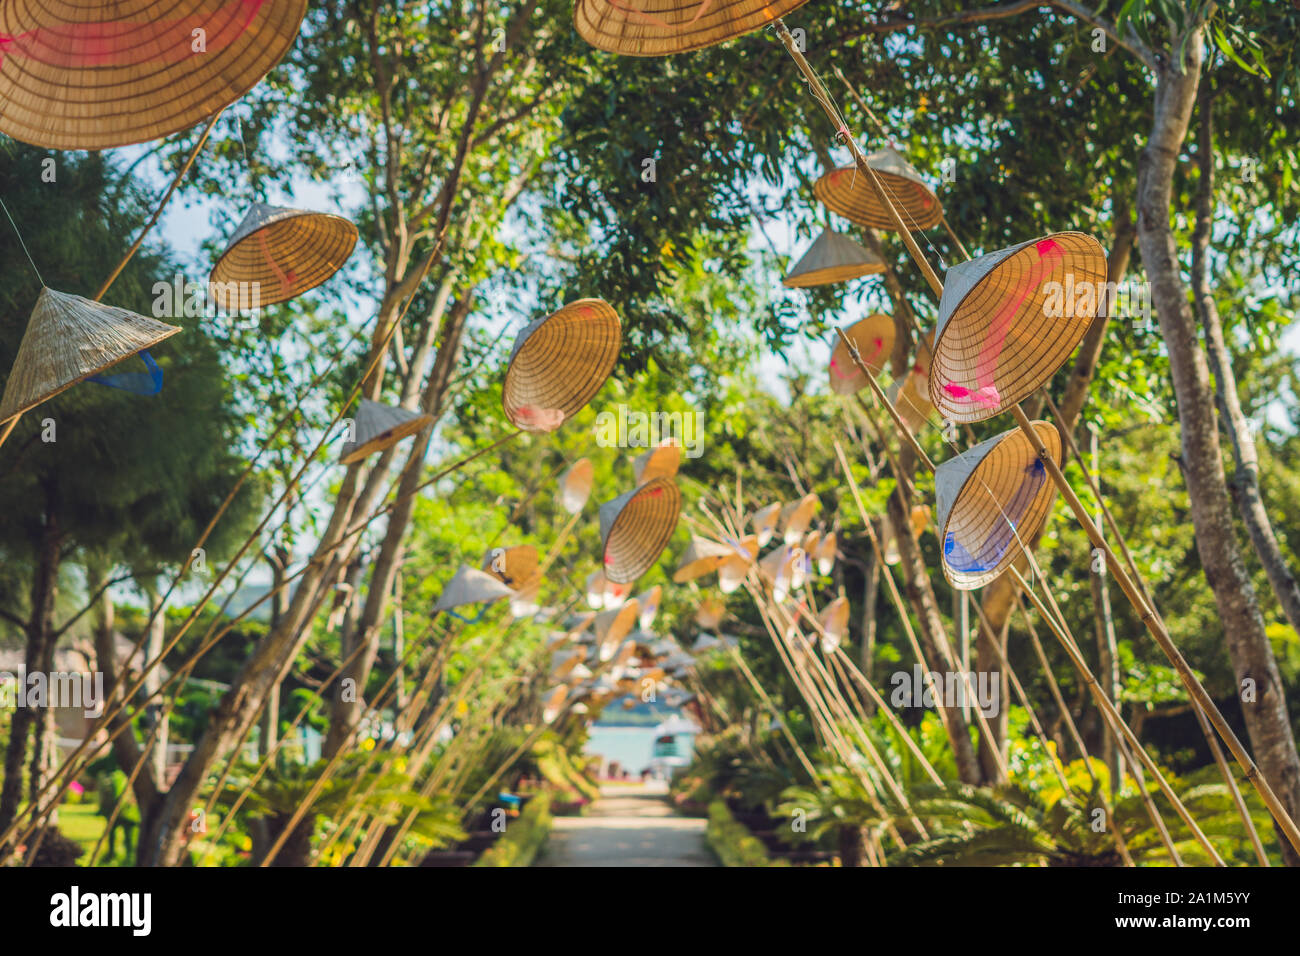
[508,579,542,620]
[585,570,608,609]
[599,476,682,584]
[780,494,819,545]
[0,287,181,422]
[432,565,515,613]
[696,597,726,630]
[815,530,838,576]
[928,232,1107,423]
[718,535,758,594]
[633,441,681,485]
[891,369,934,434]
[813,147,943,232]
[881,506,930,564]
[210,203,358,310]
[565,610,597,637]
[0,0,308,150]
[936,421,1062,590]
[552,650,584,680]
[482,545,540,592]
[573,0,814,57]
[783,228,885,289]
[818,596,850,652]
[829,314,895,395]
[568,663,595,684]
[636,585,662,629]
[339,398,433,464]
[749,502,781,548]
[802,529,821,565]
[611,639,639,668]
[594,600,641,662]
[543,685,569,723]
[502,298,621,433]
[672,535,732,583]
[760,545,806,601]
[559,458,595,514]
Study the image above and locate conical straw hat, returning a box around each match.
[0,0,308,150]
[503,298,621,432]
[928,232,1107,424]
[636,585,662,628]
[759,545,806,600]
[829,314,895,395]
[633,441,681,485]
[599,476,682,584]
[696,597,726,630]
[543,685,569,723]
[573,0,813,57]
[482,545,540,591]
[210,203,358,309]
[432,564,515,613]
[936,421,1062,590]
[749,502,781,548]
[594,599,640,662]
[671,535,732,583]
[585,570,608,609]
[718,535,758,594]
[339,398,433,464]
[892,368,934,433]
[780,493,819,545]
[802,529,821,566]
[551,650,584,680]
[559,458,595,514]
[815,530,838,575]
[783,228,885,289]
[818,596,850,652]
[1,287,181,422]
[813,147,943,232]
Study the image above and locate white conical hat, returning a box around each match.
[829,314,895,395]
[339,398,433,464]
[559,457,595,514]
[432,565,515,612]
[783,228,885,288]
[503,299,621,432]
[818,596,851,652]
[543,685,569,723]
[594,600,641,662]
[813,147,943,232]
[671,535,732,583]
[929,232,1107,424]
[1,287,181,422]
[599,476,682,584]
[210,203,358,309]
[718,535,759,594]
[633,441,681,485]
[760,545,806,601]
[816,531,838,576]
[780,494,819,545]
[936,421,1062,590]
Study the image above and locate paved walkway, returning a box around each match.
[535,783,716,867]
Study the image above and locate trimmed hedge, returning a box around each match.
[705,800,788,867]
[472,793,553,868]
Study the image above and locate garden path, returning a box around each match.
[534,782,715,867]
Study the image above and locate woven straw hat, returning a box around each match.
[599,476,682,584]
[928,232,1107,424]
[543,685,569,723]
[633,441,681,485]
[636,585,662,628]
[747,502,779,548]
[482,544,540,592]
[936,421,1061,590]
[783,228,884,289]
[881,505,930,565]
[552,650,584,680]
[432,564,515,613]
[1,287,181,422]
[696,597,726,630]
[573,0,813,57]
[594,599,641,662]
[559,457,595,514]
[672,535,732,583]
[718,535,758,594]
[813,148,943,232]
[0,0,308,150]
[818,596,850,652]
[891,369,934,433]
[759,544,806,600]
[210,203,357,310]
[779,493,819,545]
[829,314,895,396]
[503,298,621,432]
[339,398,432,464]
[815,530,837,575]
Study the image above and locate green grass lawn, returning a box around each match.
[55,802,136,866]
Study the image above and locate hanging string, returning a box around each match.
[0,195,44,287]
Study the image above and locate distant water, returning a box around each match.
[585,725,696,775]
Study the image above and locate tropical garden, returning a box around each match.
[0,0,1298,871]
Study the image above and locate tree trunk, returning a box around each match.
[1136,34,1300,865]
[0,503,62,840]
[1191,82,1300,637]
